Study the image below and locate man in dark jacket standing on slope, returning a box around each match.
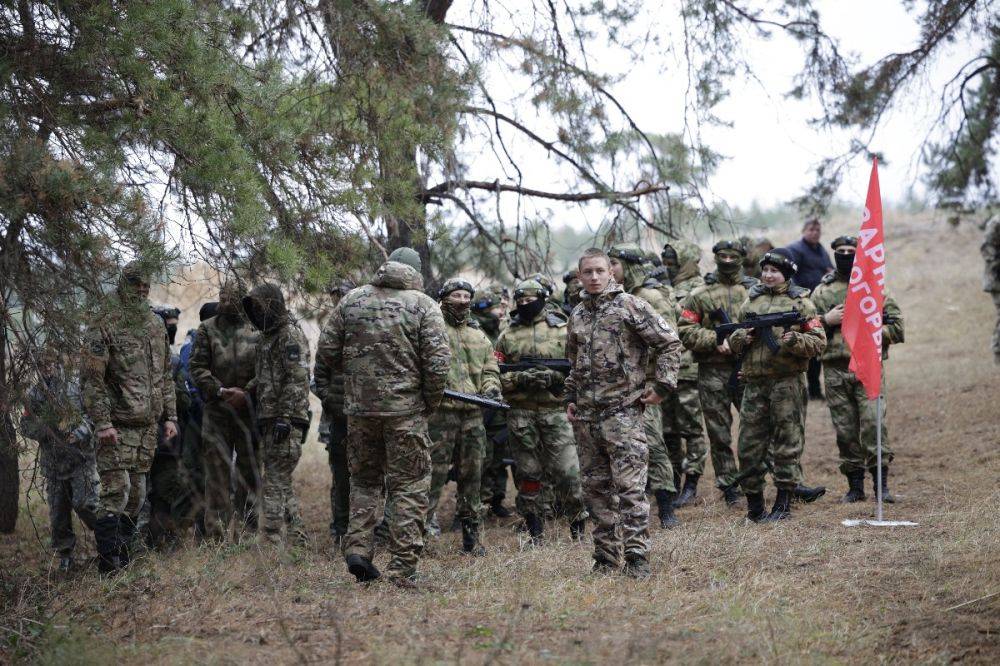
[783,219,833,400]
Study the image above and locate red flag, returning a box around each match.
[842,158,886,399]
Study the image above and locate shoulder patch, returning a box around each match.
[286,343,301,362]
[545,312,568,328]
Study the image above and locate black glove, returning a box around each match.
[274,419,292,443]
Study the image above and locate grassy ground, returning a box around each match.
[2,214,998,664]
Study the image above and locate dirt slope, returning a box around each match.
[1,212,997,664]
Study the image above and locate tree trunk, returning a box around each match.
[0,323,17,533]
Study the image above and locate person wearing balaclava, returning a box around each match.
[494,278,587,544]
[469,284,515,519]
[81,261,178,573]
[607,243,682,529]
[676,240,758,507]
[811,236,905,504]
[419,278,502,556]
[188,280,263,541]
[657,241,710,509]
[240,283,311,547]
[726,249,827,522]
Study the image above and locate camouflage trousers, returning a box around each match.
[344,413,432,579]
[43,461,100,556]
[644,402,676,493]
[573,406,650,566]
[260,421,305,545]
[737,375,805,494]
[992,293,1000,364]
[697,364,742,488]
[96,424,157,519]
[480,410,510,505]
[321,417,350,536]
[428,410,486,528]
[200,403,260,538]
[662,379,709,477]
[824,362,892,474]
[508,408,586,522]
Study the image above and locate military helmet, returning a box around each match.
[759,249,798,280]
[711,240,747,257]
[830,235,858,250]
[513,278,549,301]
[608,243,645,265]
[471,284,505,312]
[438,278,475,301]
[526,272,557,295]
[562,269,579,284]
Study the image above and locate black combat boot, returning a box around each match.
[489,495,513,518]
[673,474,700,508]
[840,470,866,503]
[623,554,651,580]
[94,515,122,575]
[745,492,767,523]
[58,555,73,573]
[722,484,742,506]
[461,520,486,557]
[763,488,792,522]
[871,467,895,503]
[346,554,381,583]
[569,518,586,541]
[672,469,682,495]
[117,514,136,567]
[792,483,826,504]
[591,555,618,575]
[654,489,679,529]
[524,513,544,544]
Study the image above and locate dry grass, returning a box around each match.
[2,213,998,664]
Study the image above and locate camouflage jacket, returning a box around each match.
[244,284,311,425]
[666,271,704,382]
[728,283,826,379]
[565,280,682,415]
[82,302,177,431]
[810,272,904,363]
[496,310,569,410]
[983,216,999,293]
[440,314,501,413]
[314,261,451,418]
[21,372,94,478]
[678,271,758,366]
[188,313,260,403]
[312,313,346,421]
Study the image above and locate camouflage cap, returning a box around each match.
[513,278,549,300]
[438,278,475,300]
[830,235,858,250]
[608,243,646,264]
[388,247,421,272]
[711,239,747,256]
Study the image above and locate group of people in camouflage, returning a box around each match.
[20,218,908,584]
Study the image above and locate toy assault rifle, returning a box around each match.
[443,389,511,411]
[714,310,806,354]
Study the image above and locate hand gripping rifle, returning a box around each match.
[444,389,511,411]
[714,310,807,354]
[498,357,572,396]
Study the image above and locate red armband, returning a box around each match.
[681,309,701,323]
[802,317,822,332]
[494,350,506,362]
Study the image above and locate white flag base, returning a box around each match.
[842,519,919,527]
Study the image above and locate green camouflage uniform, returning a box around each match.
[660,242,709,479]
[243,284,312,545]
[565,279,682,568]
[82,288,177,521]
[612,244,679,496]
[983,217,1000,363]
[22,370,99,557]
[470,285,511,509]
[188,283,261,538]
[728,283,826,493]
[427,297,501,532]
[314,260,450,579]
[678,270,758,488]
[495,305,586,525]
[811,272,904,474]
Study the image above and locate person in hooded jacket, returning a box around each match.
[188,281,262,540]
[495,278,587,544]
[314,247,450,588]
[608,243,681,529]
[242,283,312,547]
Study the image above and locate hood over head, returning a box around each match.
[373,261,424,291]
[242,283,288,333]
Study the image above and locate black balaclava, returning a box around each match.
[835,251,855,276]
[515,296,547,322]
[165,323,178,345]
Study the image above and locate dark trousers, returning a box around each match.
[807,358,823,397]
[325,417,350,536]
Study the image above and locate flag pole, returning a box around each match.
[875,394,883,522]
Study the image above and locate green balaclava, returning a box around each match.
[388,246,422,272]
[608,243,647,291]
[711,240,746,278]
[438,278,475,326]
